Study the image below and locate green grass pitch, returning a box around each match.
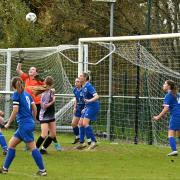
[0,130,180,180]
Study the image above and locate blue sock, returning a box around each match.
[169,137,177,151]
[32,148,45,171]
[79,126,85,143]
[3,148,15,169]
[73,126,79,136]
[0,132,7,150]
[85,126,96,142]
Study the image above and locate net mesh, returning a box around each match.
[0,46,79,129]
[0,35,180,144]
[82,36,180,144]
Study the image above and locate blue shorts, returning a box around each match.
[14,123,35,143]
[74,108,82,118]
[169,117,180,131]
[81,106,99,121]
[74,106,84,118]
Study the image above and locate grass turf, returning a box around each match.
[0,130,180,180]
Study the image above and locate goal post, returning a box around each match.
[0,45,81,131]
[78,33,180,144]
[79,33,180,42]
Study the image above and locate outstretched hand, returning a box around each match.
[152,115,160,121]
[4,122,10,129]
[18,50,25,63]
[0,121,8,129]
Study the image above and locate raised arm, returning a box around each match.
[16,50,25,75]
[16,62,24,76]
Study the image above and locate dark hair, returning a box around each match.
[166,80,178,96]
[33,67,44,82]
[45,76,54,87]
[34,74,44,82]
[82,72,90,81]
[11,77,24,94]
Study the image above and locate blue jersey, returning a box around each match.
[12,91,35,126]
[163,92,180,117]
[73,87,85,109]
[82,82,99,108]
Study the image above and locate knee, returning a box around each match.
[71,122,77,128]
[41,135,47,139]
[8,142,17,149]
[8,145,16,149]
[168,130,175,137]
[82,121,89,127]
[78,120,83,127]
[71,122,74,127]
[41,131,48,138]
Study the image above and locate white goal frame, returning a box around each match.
[78,33,180,140]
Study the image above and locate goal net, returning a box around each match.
[79,33,180,145]
[0,45,79,131]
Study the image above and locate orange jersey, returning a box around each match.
[20,73,44,104]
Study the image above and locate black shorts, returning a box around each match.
[36,104,41,121]
[40,119,55,124]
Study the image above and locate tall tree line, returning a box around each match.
[0,0,179,48]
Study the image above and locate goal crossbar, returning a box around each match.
[79,33,180,43]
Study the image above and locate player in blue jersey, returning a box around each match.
[153,80,180,156]
[0,111,8,155]
[77,72,100,150]
[71,78,85,144]
[0,77,47,176]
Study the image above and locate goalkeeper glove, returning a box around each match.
[18,50,24,63]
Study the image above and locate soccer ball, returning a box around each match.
[26,12,37,23]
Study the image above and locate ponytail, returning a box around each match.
[82,72,90,81]
[29,76,54,96]
[30,85,51,96]
[166,80,178,97]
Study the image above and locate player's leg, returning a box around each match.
[27,141,47,176]
[36,122,49,149]
[168,130,177,156]
[83,107,99,149]
[0,136,21,173]
[75,117,87,149]
[176,130,180,143]
[50,121,61,151]
[23,124,47,176]
[0,128,8,155]
[83,118,97,150]
[71,116,80,144]
[167,118,180,156]
[42,121,61,151]
[35,104,41,121]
